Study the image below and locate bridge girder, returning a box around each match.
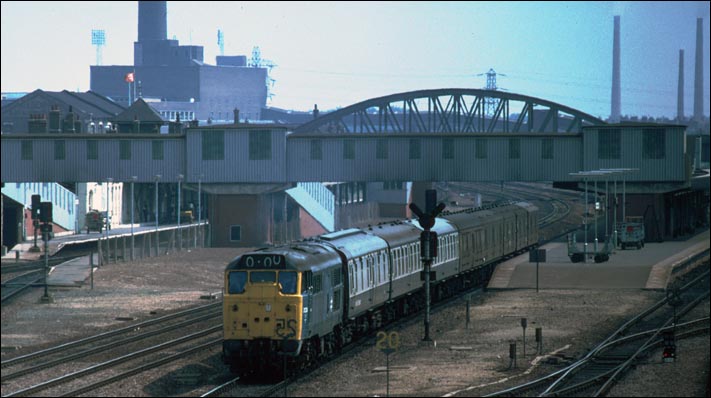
[293,88,606,135]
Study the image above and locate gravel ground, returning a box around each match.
[288,288,709,397]
[2,247,708,397]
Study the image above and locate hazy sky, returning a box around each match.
[1,1,709,119]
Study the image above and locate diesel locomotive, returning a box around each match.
[222,201,538,377]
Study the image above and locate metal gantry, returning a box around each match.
[293,89,605,135]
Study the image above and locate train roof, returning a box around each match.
[318,228,388,259]
[406,216,457,235]
[365,221,421,248]
[441,201,536,230]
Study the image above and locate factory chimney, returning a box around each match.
[610,15,621,123]
[693,17,704,124]
[138,1,167,42]
[677,49,684,123]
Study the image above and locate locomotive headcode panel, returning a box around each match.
[239,254,288,269]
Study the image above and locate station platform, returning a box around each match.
[488,229,709,290]
[10,228,709,291]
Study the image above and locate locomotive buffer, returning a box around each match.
[409,189,445,342]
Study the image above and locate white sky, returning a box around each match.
[1,1,709,119]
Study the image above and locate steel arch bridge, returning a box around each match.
[293,88,606,135]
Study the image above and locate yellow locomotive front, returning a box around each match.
[222,252,304,376]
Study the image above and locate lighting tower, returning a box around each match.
[217,29,225,56]
[91,29,106,66]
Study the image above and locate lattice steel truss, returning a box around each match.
[293,89,605,135]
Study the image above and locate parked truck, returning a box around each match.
[617,216,645,249]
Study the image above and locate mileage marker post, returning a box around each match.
[409,189,445,343]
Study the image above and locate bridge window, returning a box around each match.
[120,140,131,160]
[509,139,520,159]
[202,130,224,160]
[152,140,164,160]
[442,138,454,159]
[409,139,421,159]
[598,129,621,159]
[21,140,33,160]
[476,139,487,159]
[643,128,665,159]
[87,140,98,160]
[377,139,389,159]
[54,140,65,160]
[542,139,554,159]
[343,139,355,160]
[310,139,322,160]
[249,129,271,160]
[230,225,241,241]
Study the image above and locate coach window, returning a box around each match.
[279,271,297,294]
[228,271,247,294]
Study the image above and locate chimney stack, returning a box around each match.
[138,1,167,42]
[49,105,61,133]
[610,15,621,123]
[677,49,684,123]
[693,17,704,124]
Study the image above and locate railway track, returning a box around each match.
[1,254,88,304]
[1,269,45,303]
[1,302,222,397]
[484,257,710,397]
[441,182,573,230]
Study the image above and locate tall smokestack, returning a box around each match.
[610,15,621,123]
[138,1,167,42]
[693,17,704,123]
[677,49,684,123]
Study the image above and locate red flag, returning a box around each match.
[125,72,134,83]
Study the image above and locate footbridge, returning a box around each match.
[2,88,703,246]
[1,88,692,185]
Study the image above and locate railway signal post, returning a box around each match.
[38,201,54,303]
[409,189,445,342]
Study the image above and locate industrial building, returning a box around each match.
[90,1,267,123]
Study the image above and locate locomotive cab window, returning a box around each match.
[228,271,247,294]
[250,271,276,283]
[278,271,298,294]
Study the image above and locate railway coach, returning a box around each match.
[222,201,537,377]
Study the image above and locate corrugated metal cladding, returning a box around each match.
[2,134,184,182]
[582,125,687,182]
[186,127,287,183]
[286,134,582,182]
